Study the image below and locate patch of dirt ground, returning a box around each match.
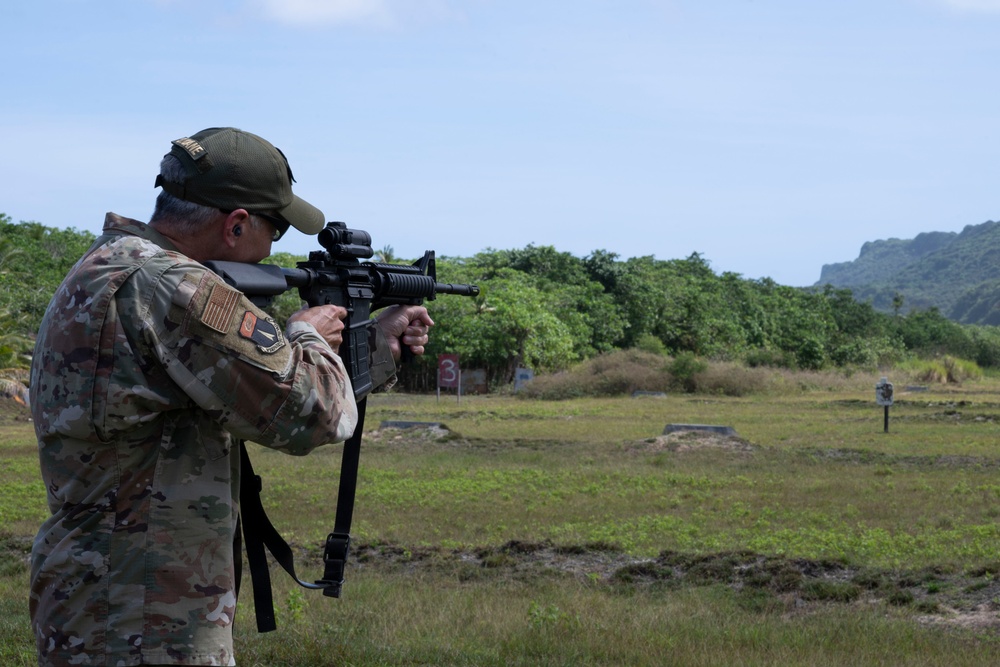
[364,423,454,444]
[626,430,755,454]
[347,540,1000,634]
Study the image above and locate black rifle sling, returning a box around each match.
[237,397,368,632]
[319,396,368,598]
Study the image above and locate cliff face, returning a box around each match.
[815,220,1000,324]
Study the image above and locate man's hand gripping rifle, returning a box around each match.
[206,221,480,399]
[204,222,478,630]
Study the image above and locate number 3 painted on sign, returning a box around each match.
[438,354,460,388]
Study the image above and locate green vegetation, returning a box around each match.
[817,219,1000,325]
[7,215,1000,396]
[0,215,96,400]
[6,215,1000,663]
[0,214,96,340]
[421,244,1000,387]
[4,379,1000,665]
[5,214,1000,663]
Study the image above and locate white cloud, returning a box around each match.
[255,0,393,26]
[151,0,458,28]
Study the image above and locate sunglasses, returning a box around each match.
[254,212,291,242]
[221,210,290,241]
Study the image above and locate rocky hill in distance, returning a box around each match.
[815,220,1000,325]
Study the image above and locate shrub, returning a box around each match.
[633,333,667,356]
[520,356,903,399]
[518,349,668,399]
[687,362,778,396]
[898,355,983,384]
[828,335,906,369]
[942,356,984,383]
[666,352,708,392]
[795,337,827,371]
[744,348,796,369]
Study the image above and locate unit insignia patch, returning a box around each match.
[239,311,286,354]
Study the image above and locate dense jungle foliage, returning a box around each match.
[4,214,1000,392]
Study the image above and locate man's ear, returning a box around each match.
[222,209,251,248]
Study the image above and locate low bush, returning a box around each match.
[518,349,668,399]
[666,351,707,392]
[744,348,797,369]
[688,362,778,396]
[519,354,883,398]
[897,355,983,384]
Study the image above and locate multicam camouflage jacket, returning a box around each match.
[29,213,359,666]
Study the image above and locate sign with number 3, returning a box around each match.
[438,354,460,389]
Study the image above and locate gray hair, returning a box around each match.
[150,154,272,236]
[150,154,222,234]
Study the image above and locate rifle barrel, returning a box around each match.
[436,283,480,297]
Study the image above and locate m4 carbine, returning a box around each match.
[204,221,479,631]
[205,220,480,398]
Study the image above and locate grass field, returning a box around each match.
[3,373,1000,665]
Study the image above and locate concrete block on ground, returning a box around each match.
[379,421,448,430]
[663,424,737,436]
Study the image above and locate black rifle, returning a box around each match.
[205,221,479,631]
[206,220,480,399]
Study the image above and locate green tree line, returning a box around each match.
[0,216,97,394]
[3,216,1000,393]
[419,244,1000,388]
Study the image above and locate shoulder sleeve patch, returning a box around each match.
[239,311,286,353]
[201,282,241,333]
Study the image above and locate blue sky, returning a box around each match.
[2,0,998,286]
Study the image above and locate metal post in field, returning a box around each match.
[876,377,894,434]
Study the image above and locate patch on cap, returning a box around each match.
[172,137,207,161]
[171,136,214,175]
[201,283,241,333]
[239,311,286,354]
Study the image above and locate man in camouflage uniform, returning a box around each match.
[28,127,433,666]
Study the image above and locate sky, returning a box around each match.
[2,0,999,287]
